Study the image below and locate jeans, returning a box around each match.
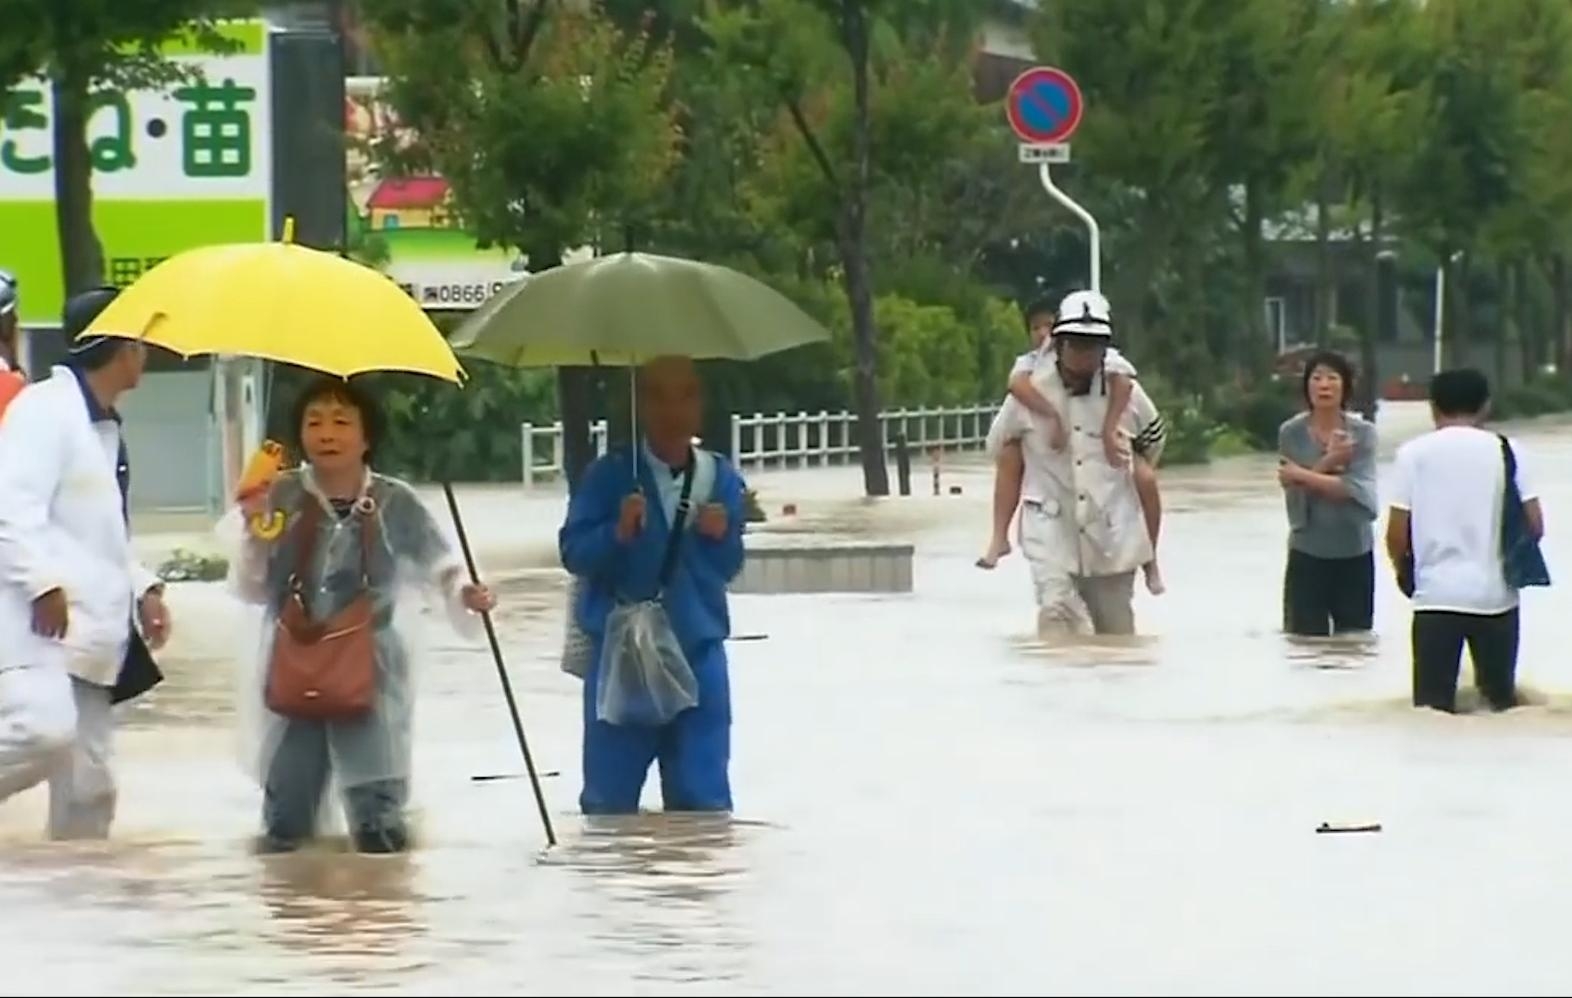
[262,718,410,853]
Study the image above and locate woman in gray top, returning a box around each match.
[1276,351,1380,636]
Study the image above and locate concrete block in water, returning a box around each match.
[731,539,916,595]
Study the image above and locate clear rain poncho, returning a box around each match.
[220,467,482,835]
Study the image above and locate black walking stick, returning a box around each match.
[441,482,557,847]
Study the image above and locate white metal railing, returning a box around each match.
[521,419,609,488]
[520,403,999,488]
[729,404,998,473]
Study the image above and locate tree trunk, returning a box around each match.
[558,367,598,492]
[838,0,889,498]
[1494,259,1510,389]
[532,249,596,494]
[51,69,105,296]
[1357,186,1383,420]
[1552,251,1570,374]
[1313,172,1334,347]
[1241,179,1267,371]
[1516,257,1536,385]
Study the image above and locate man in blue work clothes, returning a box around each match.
[559,355,748,815]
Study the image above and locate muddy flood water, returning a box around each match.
[6,403,1572,996]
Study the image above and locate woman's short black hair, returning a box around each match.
[289,375,385,465]
[1300,349,1356,408]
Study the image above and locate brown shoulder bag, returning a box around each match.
[266,499,378,721]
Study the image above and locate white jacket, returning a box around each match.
[0,367,158,685]
[986,363,1167,579]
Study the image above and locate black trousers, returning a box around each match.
[1411,608,1521,713]
[1283,549,1375,637]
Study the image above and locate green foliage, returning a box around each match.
[1492,372,1572,420]
[0,1,254,93]
[1139,373,1297,467]
[1208,376,1303,452]
[362,1,680,262]
[335,0,1572,483]
[156,548,229,583]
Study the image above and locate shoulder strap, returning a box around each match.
[358,506,375,584]
[656,453,699,590]
[288,497,378,591]
[289,499,322,591]
[1498,433,1520,496]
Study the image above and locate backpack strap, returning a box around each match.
[655,451,699,591]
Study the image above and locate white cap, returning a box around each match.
[1052,289,1113,338]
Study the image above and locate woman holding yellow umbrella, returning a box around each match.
[78,220,555,850]
[228,374,493,853]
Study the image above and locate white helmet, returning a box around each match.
[1052,289,1113,338]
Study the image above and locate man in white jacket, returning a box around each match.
[985,290,1168,637]
[0,286,170,839]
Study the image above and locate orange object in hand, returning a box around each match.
[237,441,288,540]
[236,440,286,502]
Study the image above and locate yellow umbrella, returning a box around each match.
[81,218,465,384]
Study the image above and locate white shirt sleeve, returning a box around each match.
[1389,444,1414,512]
[1124,382,1166,465]
[1104,346,1137,378]
[1009,351,1039,379]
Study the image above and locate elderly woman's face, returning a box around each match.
[300,394,367,473]
[1307,364,1346,409]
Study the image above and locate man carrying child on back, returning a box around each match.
[977,291,1166,598]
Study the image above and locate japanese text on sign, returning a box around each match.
[1,79,257,180]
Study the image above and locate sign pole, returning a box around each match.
[1038,162,1100,294]
[1006,66,1099,293]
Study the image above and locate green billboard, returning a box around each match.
[0,21,272,326]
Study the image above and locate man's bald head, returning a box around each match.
[637,354,698,393]
[637,354,703,456]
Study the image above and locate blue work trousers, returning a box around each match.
[580,640,732,815]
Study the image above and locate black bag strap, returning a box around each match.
[1498,433,1518,494]
[656,452,699,590]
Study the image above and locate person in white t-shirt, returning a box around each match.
[976,293,1166,596]
[1386,368,1545,713]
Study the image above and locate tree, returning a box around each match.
[1468,0,1572,377]
[1034,0,1236,382]
[1300,0,1430,411]
[1203,0,1320,364]
[362,0,680,488]
[704,0,987,496]
[0,2,254,296]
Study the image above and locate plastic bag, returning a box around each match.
[596,599,699,727]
